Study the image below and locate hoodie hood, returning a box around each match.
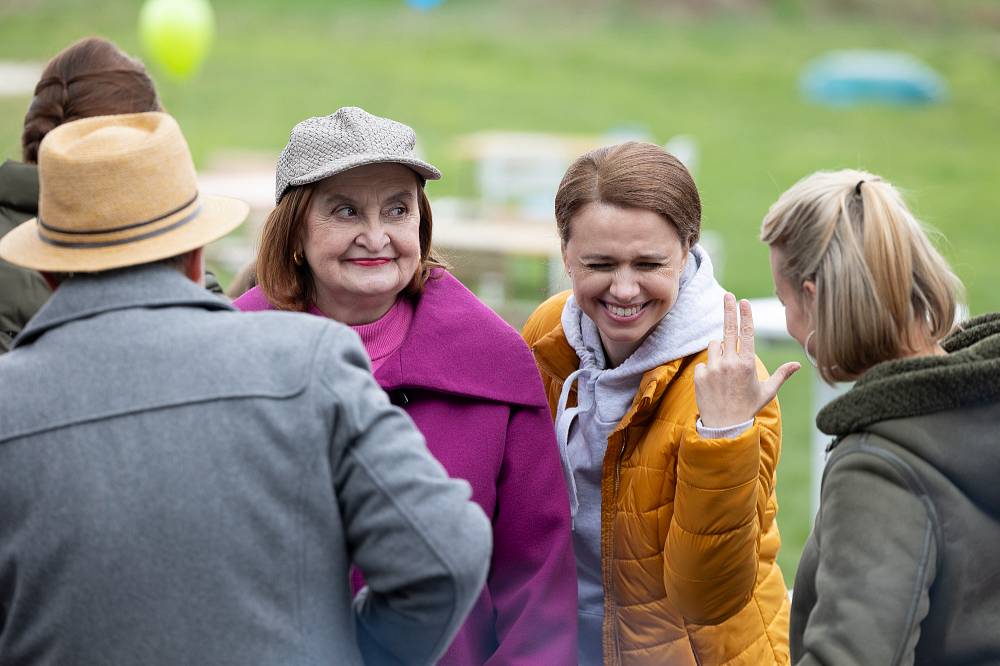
[554,244,726,518]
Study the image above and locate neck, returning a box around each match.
[901,320,948,359]
[314,293,398,325]
[600,332,650,369]
[905,340,947,359]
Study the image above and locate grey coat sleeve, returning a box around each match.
[317,326,492,665]
[795,446,938,666]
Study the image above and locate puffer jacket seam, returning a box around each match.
[675,476,757,494]
[663,555,754,586]
[671,509,756,538]
[751,592,780,663]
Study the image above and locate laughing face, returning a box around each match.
[563,202,688,367]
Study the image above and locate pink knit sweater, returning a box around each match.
[308,298,414,372]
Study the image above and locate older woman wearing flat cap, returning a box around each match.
[233,106,577,665]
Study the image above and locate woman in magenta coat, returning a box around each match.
[233,107,577,665]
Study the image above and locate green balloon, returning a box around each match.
[139,0,215,80]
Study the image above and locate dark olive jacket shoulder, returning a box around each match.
[791,313,1000,666]
[0,160,50,353]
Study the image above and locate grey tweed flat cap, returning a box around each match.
[274,106,441,203]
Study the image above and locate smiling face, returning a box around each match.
[563,202,688,367]
[299,162,422,324]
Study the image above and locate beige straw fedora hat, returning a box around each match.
[0,112,248,273]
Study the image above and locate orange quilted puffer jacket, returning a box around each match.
[523,292,790,666]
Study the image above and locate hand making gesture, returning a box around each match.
[694,293,800,428]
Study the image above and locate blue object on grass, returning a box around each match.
[406,0,444,10]
[801,50,947,106]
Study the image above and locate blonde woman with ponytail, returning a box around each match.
[762,169,1000,665]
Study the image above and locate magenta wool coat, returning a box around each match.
[234,269,577,665]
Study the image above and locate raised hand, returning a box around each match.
[694,293,800,428]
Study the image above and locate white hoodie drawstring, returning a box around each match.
[555,367,591,529]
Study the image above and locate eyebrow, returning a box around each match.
[319,190,416,205]
[578,254,669,262]
[382,190,416,204]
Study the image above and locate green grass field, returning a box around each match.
[2,0,997,584]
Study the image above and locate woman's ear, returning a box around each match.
[802,279,818,325]
[802,279,817,301]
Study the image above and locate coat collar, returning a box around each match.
[374,269,547,409]
[15,263,233,349]
[530,322,580,385]
[817,312,1000,436]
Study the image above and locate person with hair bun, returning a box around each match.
[1,37,230,353]
[522,141,796,665]
[761,170,1000,664]
[0,37,161,353]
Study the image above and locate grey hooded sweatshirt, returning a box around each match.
[555,245,738,664]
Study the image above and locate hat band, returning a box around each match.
[37,195,201,249]
[39,193,198,235]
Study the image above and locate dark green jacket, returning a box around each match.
[0,160,50,353]
[791,313,1000,666]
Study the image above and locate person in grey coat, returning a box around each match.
[761,169,1000,665]
[0,111,491,665]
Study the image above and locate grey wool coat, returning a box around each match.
[791,312,1000,666]
[0,264,492,665]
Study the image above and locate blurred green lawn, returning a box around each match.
[2,0,997,585]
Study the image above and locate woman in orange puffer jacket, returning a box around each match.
[522,141,797,665]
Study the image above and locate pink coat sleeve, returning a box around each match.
[485,403,578,665]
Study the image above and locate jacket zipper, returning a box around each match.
[610,428,628,663]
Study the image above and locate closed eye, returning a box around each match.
[585,263,614,271]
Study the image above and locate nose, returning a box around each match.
[355,221,389,252]
[609,269,640,303]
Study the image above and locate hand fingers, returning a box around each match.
[694,362,707,383]
[759,361,801,405]
[706,339,722,368]
[739,299,755,358]
[722,292,738,353]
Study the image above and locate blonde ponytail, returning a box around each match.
[761,170,962,383]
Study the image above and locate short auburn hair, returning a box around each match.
[554,141,701,248]
[761,169,963,383]
[256,179,446,312]
[23,37,161,164]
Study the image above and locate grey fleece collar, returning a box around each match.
[817,312,1000,436]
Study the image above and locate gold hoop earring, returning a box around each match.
[292,249,304,266]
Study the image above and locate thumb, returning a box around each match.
[760,361,801,403]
